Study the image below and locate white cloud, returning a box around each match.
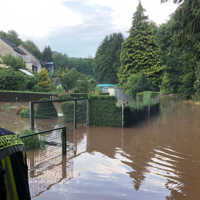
[86,0,178,32]
[0,0,82,39]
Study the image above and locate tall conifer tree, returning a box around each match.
[95,33,124,83]
[118,2,162,90]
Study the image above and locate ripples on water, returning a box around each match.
[1,99,200,199]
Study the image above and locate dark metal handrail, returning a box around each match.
[20,127,67,155]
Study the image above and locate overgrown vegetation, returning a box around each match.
[61,100,87,123]
[1,0,200,101]
[89,95,122,127]
[95,33,124,83]
[118,2,162,91]
[0,69,35,91]
[36,98,58,119]
[20,129,44,151]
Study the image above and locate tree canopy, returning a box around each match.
[118,2,162,92]
[95,33,124,84]
[42,46,53,62]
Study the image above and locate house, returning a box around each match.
[97,83,129,104]
[18,45,42,73]
[42,61,54,74]
[0,37,42,73]
[97,84,116,96]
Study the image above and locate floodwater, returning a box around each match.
[1,98,200,200]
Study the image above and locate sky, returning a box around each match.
[0,0,178,57]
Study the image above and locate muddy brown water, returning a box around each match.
[1,99,200,200]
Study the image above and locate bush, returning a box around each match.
[36,98,57,119]
[89,95,122,127]
[125,72,154,98]
[19,107,29,118]
[61,100,87,123]
[20,129,44,151]
[2,55,26,70]
[0,68,27,90]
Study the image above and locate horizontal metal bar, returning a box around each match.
[31,98,88,104]
[20,127,66,139]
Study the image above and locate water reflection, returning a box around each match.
[1,99,200,199]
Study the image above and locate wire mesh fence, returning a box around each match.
[20,127,75,198]
[30,98,88,132]
[20,97,88,198]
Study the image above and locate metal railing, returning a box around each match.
[29,97,89,130]
[20,126,67,155]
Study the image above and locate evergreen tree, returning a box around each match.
[118,2,162,90]
[95,33,124,83]
[36,68,51,92]
[42,46,53,62]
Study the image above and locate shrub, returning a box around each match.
[0,68,27,90]
[20,129,44,151]
[36,98,57,119]
[19,107,29,118]
[125,72,154,98]
[61,100,87,123]
[2,55,26,70]
[89,95,122,127]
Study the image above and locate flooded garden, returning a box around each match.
[1,97,200,200]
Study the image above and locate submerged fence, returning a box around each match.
[20,127,76,198]
[29,98,89,131]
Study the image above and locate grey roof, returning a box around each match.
[0,37,26,55]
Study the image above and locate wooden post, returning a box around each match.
[74,99,77,129]
[29,102,35,130]
[62,127,67,155]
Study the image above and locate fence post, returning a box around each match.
[74,99,77,129]
[122,103,124,128]
[29,101,35,130]
[62,127,67,155]
[87,99,90,126]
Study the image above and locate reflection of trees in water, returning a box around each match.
[86,126,156,191]
[86,100,200,199]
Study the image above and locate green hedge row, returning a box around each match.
[20,99,58,119]
[89,96,122,127]
[0,90,57,102]
[0,90,56,95]
[59,95,160,128]
[61,100,87,123]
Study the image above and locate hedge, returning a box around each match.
[61,100,87,123]
[0,90,57,102]
[36,98,58,119]
[20,129,45,151]
[89,95,122,127]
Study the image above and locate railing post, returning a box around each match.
[29,101,35,130]
[87,99,90,126]
[62,127,67,155]
[74,99,77,129]
[122,103,124,128]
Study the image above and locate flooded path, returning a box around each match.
[1,99,200,199]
